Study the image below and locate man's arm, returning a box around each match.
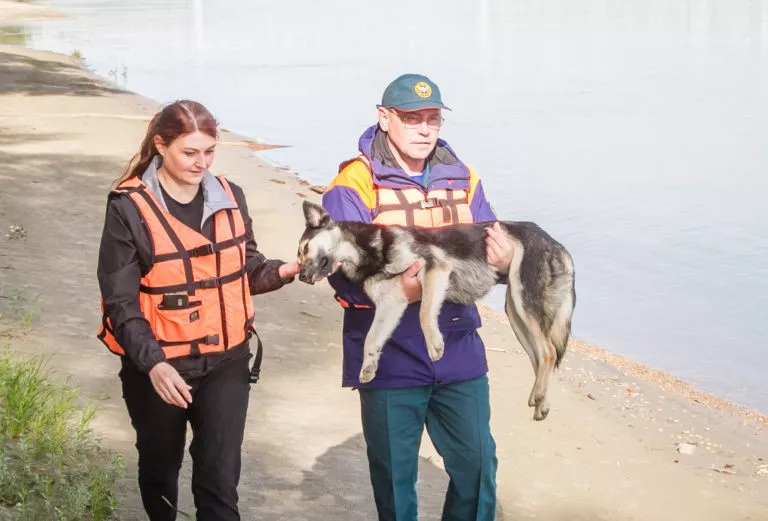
[467,167,498,222]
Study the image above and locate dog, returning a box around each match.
[297,200,576,421]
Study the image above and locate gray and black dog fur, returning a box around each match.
[297,200,576,421]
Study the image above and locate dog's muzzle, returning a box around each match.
[298,270,315,285]
[298,257,333,285]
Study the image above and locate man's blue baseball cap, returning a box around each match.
[378,73,451,112]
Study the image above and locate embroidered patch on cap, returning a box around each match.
[414,81,432,98]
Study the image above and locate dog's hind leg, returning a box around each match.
[359,275,409,383]
[529,331,557,421]
[505,289,538,374]
[505,284,555,421]
[419,262,452,362]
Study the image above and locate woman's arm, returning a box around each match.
[97,197,167,373]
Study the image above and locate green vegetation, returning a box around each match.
[0,342,124,520]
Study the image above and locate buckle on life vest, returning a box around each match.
[419,198,440,209]
[190,243,216,257]
[199,277,221,289]
[203,334,220,345]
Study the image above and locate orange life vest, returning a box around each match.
[346,155,473,228]
[97,176,255,359]
[333,156,474,309]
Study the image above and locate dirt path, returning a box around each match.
[0,44,766,520]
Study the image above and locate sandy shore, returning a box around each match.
[0,0,65,24]
[0,22,766,521]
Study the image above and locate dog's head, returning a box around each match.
[297,201,343,284]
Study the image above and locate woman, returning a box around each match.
[96,100,299,521]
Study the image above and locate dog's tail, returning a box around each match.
[549,254,576,368]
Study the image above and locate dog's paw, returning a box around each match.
[533,401,550,421]
[359,361,378,384]
[424,331,445,362]
[429,344,444,362]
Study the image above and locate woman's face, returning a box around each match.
[154,131,217,186]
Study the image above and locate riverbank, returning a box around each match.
[0,28,766,521]
[0,0,64,24]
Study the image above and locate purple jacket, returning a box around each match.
[322,125,498,388]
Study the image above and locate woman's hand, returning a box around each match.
[148,362,193,409]
[279,260,301,281]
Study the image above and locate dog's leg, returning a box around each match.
[529,330,557,421]
[511,314,553,420]
[505,288,538,374]
[359,276,409,384]
[419,263,451,361]
[505,282,555,420]
[505,292,542,409]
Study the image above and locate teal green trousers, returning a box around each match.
[359,376,497,521]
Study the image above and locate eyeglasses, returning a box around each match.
[390,109,444,130]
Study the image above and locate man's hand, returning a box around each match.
[401,260,423,303]
[486,222,515,275]
[279,260,301,281]
[148,362,193,409]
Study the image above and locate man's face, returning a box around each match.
[378,107,443,162]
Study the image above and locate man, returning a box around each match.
[321,73,514,521]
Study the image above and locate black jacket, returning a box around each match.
[97,174,287,378]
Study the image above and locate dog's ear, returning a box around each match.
[303,200,331,229]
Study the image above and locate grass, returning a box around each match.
[4,289,38,330]
[18,296,37,330]
[0,27,30,46]
[0,340,124,520]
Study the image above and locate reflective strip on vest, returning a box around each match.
[97,176,255,359]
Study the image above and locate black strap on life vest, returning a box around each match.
[97,314,114,342]
[153,234,247,263]
[227,210,250,355]
[211,212,229,349]
[248,330,264,384]
[445,190,459,223]
[138,267,246,294]
[158,334,221,358]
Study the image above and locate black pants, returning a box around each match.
[121,356,251,521]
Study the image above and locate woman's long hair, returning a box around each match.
[113,100,218,189]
